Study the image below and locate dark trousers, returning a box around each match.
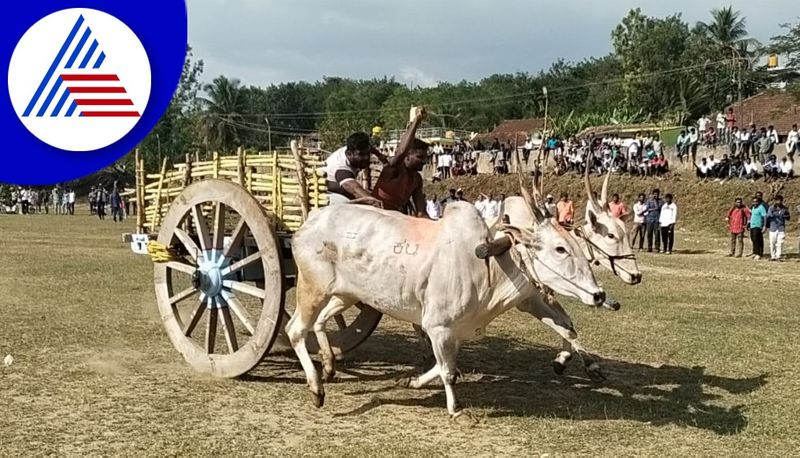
[97,203,106,219]
[660,224,675,252]
[729,232,745,256]
[111,206,122,221]
[646,221,661,251]
[632,223,645,249]
[750,227,764,257]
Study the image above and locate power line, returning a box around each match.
[208,59,736,120]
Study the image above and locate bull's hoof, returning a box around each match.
[451,409,478,426]
[394,376,412,389]
[553,360,566,375]
[585,362,606,382]
[322,367,336,383]
[309,388,326,408]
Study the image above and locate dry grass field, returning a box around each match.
[1,199,800,456]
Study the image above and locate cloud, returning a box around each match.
[187,0,794,86]
[400,67,438,88]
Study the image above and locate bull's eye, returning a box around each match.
[556,246,567,254]
[608,234,616,240]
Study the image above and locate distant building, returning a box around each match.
[726,91,800,140]
[477,118,546,145]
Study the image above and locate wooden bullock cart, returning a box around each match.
[125,145,382,378]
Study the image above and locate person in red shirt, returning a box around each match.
[608,193,628,219]
[726,197,751,257]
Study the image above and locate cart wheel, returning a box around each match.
[154,179,284,378]
[278,292,382,358]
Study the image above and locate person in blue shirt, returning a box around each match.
[644,188,662,252]
[766,195,790,261]
[749,195,768,259]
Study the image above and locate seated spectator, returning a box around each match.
[779,156,794,178]
[740,157,759,180]
[696,158,713,179]
[713,154,730,179]
[764,155,781,181]
[652,153,669,176]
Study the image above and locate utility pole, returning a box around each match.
[264,117,273,152]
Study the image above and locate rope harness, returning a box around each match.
[572,225,637,278]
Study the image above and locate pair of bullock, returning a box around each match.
[286,165,641,418]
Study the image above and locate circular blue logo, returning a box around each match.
[2,0,187,185]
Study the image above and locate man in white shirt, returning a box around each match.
[786,123,799,158]
[67,189,76,215]
[696,158,713,179]
[688,127,700,164]
[658,193,677,254]
[483,195,500,219]
[780,157,794,178]
[632,193,647,250]
[544,194,558,218]
[698,115,710,141]
[323,132,383,207]
[474,194,488,218]
[741,157,758,179]
[426,194,442,220]
[767,125,779,147]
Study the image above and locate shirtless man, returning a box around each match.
[324,132,383,207]
[372,106,429,216]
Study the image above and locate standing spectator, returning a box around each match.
[608,193,628,219]
[474,194,488,218]
[51,187,60,215]
[20,188,30,215]
[726,197,751,257]
[644,188,662,253]
[95,188,107,219]
[110,188,123,222]
[749,194,768,259]
[556,193,574,227]
[632,193,647,251]
[425,194,441,220]
[767,125,779,154]
[484,194,500,219]
[544,194,557,218]
[716,111,726,142]
[766,195,790,261]
[676,130,689,163]
[698,114,710,143]
[688,128,699,165]
[756,127,772,164]
[787,123,799,160]
[725,107,736,136]
[659,193,677,255]
[67,189,76,215]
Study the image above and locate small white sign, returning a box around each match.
[131,234,150,254]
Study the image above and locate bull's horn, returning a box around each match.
[584,150,601,209]
[488,197,506,238]
[475,235,514,259]
[599,170,611,209]
[521,186,545,223]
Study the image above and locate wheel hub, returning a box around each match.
[195,250,229,298]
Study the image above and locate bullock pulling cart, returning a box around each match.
[124,145,382,378]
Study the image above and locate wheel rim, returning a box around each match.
[154,179,284,378]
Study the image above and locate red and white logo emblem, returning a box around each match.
[7,8,151,151]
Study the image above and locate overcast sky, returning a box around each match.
[188,0,793,87]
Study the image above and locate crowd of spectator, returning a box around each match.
[0,184,134,221]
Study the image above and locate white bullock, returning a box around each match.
[287,189,605,417]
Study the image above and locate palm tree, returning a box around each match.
[198,76,248,151]
[696,7,761,101]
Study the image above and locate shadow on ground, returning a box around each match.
[246,333,765,436]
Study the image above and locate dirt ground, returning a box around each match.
[1,209,799,456]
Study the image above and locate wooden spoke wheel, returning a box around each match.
[154,179,284,378]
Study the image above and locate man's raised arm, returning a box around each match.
[388,106,427,167]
